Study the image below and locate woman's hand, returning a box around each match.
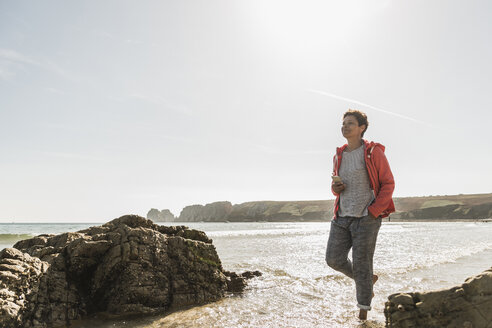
[332,182,346,194]
[367,210,380,219]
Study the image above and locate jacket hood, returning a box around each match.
[336,139,385,156]
[363,139,385,154]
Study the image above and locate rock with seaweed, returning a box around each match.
[385,267,492,327]
[0,215,260,327]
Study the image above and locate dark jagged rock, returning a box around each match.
[240,270,262,280]
[0,215,260,328]
[385,267,492,327]
[223,270,262,293]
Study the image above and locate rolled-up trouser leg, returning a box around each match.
[325,217,354,279]
[350,215,381,310]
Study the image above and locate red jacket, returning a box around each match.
[331,139,395,219]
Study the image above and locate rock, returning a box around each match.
[223,270,262,293]
[389,293,415,306]
[385,267,492,327]
[241,270,262,279]
[0,215,260,327]
[147,209,176,222]
[0,248,48,328]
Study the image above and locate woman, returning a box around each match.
[325,109,395,320]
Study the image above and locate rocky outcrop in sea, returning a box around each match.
[385,266,492,327]
[146,208,176,222]
[0,215,260,327]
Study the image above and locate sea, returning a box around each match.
[1,221,492,328]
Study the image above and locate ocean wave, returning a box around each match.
[378,243,492,275]
[0,233,35,242]
[208,228,328,238]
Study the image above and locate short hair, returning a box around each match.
[343,109,369,137]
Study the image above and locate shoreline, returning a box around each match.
[159,218,492,223]
[1,218,490,226]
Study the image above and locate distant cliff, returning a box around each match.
[176,200,332,222]
[390,193,492,221]
[390,202,492,221]
[226,200,332,221]
[178,201,233,222]
[147,193,492,222]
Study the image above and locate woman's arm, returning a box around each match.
[367,147,395,218]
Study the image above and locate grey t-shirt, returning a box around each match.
[338,144,375,218]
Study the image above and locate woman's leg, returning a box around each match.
[350,215,381,312]
[325,217,354,278]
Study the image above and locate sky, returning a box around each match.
[1,0,491,222]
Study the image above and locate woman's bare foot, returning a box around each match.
[360,275,379,319]
[372,274,378,298]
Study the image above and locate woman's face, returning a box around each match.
[341,115,365,139]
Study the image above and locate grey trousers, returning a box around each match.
[325,215,381,310]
